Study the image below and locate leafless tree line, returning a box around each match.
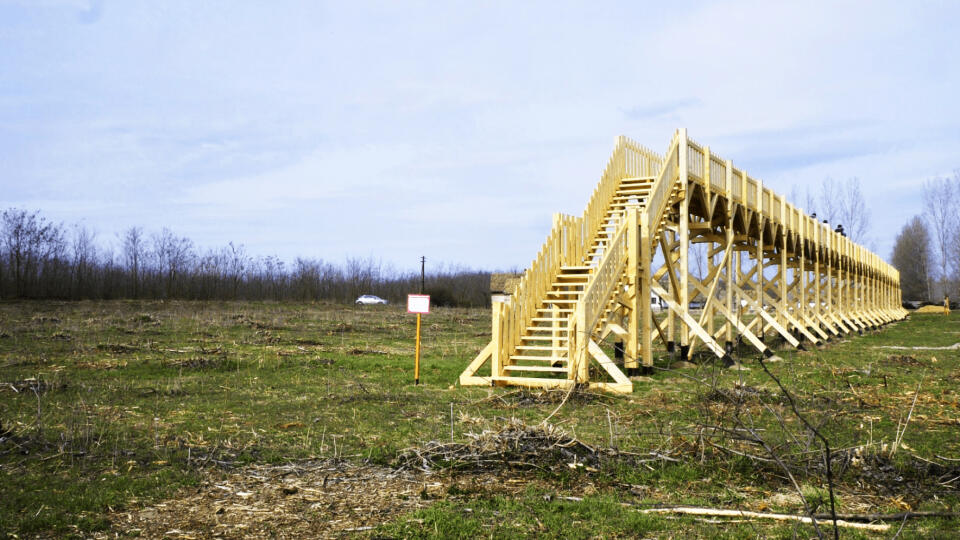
[685,177,871,284]
[890,170,960,302]
[0,208,491,306]
[791,177,872,246]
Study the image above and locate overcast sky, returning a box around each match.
[2,1,959,272]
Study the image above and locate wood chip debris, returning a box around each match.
[99,460,431,539]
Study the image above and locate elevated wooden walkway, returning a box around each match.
[461,130,907,393]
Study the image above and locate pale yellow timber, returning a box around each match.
[460,130,906,393]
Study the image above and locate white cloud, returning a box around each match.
[2,0,959,269]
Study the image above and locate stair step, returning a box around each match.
[521,335,564,341]
[504,365,568,373]
[535,308,573,313]
[516,345,567,351]
[526,326,569,332]
[530,317,569,322]
[546,289,583,296]
[526,325,569,331]
[508,355,569,362]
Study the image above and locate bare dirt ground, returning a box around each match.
[101,461,436,539]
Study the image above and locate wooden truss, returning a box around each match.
[460,130,908,393]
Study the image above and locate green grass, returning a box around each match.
[1,301,959,537]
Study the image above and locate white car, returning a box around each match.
[355,295,388,305]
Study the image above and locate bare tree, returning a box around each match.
[793,178,868,239]
[815,178,841,225]
[0,209,66,298]
[121,227,146,298]
[226,242,246,299]
[802,178,871,244]
[152,228,194,299]
[947,170,960,298]
[835,177,871,245]
[922,177,954,297]
[891,216,933,302]
[788,185,818,218]
[71,224,98,298]
[346,256,381,302]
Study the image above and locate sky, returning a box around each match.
[2,0,959,273]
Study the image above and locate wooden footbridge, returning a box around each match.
[460,129,907,393]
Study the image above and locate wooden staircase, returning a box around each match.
[463,129,908,394]
[461,134,682,393]
[503,176,658,378]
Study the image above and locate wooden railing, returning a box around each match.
[499,137,661,366]
[687,138,705,181]
[680,137,898,292]
[570,212,632,371]
[622,137,663,177]
[568,133,681,371]
[580,137,662,260]
[502,214,584,364]
[644,136,681,236]
[709,155,725,191]
[732,167,743,201]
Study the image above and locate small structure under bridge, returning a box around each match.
[460,129,907,394]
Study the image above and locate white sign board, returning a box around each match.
[407,294,430,314]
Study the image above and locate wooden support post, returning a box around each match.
[640,209,653,369]
[626,205,639,371]
[755,231,765,341]
[725,160,735,352]
[666,230,676,350]
[779,235,788,334]
[825,234,835,332]
[492,300,504,377]
[799,228,808,338]
[678,129,690,360]
[754,178,765,341]
[814,225,823,335]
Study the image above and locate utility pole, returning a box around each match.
[415,256,426,384]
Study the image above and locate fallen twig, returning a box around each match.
[812,511,960,522]
[873,343,960,350]
[637,506,888,532]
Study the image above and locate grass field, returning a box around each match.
[1,300,958,538]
